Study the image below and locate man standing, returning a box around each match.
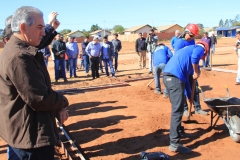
[86,36,101,79]
[235,31,240,85]
[210,33,217,55]
[0,6,69,159]
[112,33,122,71]
[101,36,115,77]
[135,33,147,69]
[201,32,211,67]
[146,29,158,74]
[40,46,51,67]
[163,42,209,154]
[153,43,173,94]
[82,36,90,75]
[171,30,181,50]
[66,36,79,78]
[52,33,68,82]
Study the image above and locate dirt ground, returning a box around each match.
[0,38,240,160]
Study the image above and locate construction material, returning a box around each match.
[211,68,237,73]
[187,80,196,121]
[146,78,154,87]
[124,76,154,82]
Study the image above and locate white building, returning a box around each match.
[90,30,111,37]
[65,30,84,37]
[124,24,152,35]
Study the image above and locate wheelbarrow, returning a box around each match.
[199,86,240,143]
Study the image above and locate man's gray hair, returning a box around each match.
[5,15,12,27]
[11,6,43,33]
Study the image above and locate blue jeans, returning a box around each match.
[114,52,118,70]
[54,59,66,80]
[8,146,20,160]
[202,50,210,67]
[211,44,215,55]
[44,59,48,67]
[103,58,115,76]
[154,63,167,93]
[83,55,90,73]
[69,58,77,77]
[10,145,54,160]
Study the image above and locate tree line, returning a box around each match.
[219,14,240,27]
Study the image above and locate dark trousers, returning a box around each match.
[11,145,54,160]
[184,76,201,111]
[90,57,100,79]
[163,75,185,145]
[114,52,118,70]
[65,60,69,71]
[99,57,103,71]
[83,55,90,73]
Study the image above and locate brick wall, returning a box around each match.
[0,41,4,48]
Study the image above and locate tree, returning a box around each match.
[229,19,234,27]
[219,19,224,27]
[60,29,71,35]
[82,29,90,38]
[90,24,102,32]
[233,14,240,26]
[197,23,204,29]
[224,19,229,27]
[113,25,124,34]
[0,29,3,41]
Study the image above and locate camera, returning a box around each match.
[236,41,240,47]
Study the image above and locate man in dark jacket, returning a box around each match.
[0,6,69,159]
[101,35,115,77]
[210,33,217,55]
[52,33,68,82]
[135,33,147,69]
[82,36,90,75]
[112,33,122,71]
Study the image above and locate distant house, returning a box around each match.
[65,30,84,38]
[215,26,240,37]
[157,24,183,33]
[90,30,111,37]
[124,24,152,35]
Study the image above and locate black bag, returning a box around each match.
[140,151,170,160]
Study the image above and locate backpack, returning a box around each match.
[140,151,170,160]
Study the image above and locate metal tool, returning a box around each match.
[187,80,197,121]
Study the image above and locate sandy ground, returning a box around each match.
[0,38,240,160]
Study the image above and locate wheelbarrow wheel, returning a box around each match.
[229,115,240,143]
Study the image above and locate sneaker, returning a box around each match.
[183,110,188,117]
[74,76,79,78]
[55,80,58,83]
[169,144,191,154]
[148,71,152,74]
[112,76,116,79]
[154,90,163,94]
[195,109,208,116]
[101,70,104,73]
[115,69,119,72]
[163,93,169,98]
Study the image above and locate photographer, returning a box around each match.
[235,31,240,85]
[145,29,158,74]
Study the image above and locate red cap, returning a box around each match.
[186,24,199,36]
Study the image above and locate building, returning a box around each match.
[157,24,183,33]
[124,24,152,35]
[90,30,111,37]
[65,30,84,38]
[215,26,240,37]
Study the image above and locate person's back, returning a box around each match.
[174,38,195,52]
[153,45,173,66]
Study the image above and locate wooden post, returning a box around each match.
[210,48,213,67]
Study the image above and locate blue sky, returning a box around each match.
[0,0,239,32]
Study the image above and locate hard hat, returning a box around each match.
[185,24,199,36]
[196,41,209,59]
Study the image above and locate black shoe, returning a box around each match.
[148,71,152,74]
[101,70,104,73]
[115,69,118,72]
[74,76,79,78]
[169,144,191,154]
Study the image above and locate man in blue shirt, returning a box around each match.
[86,36,101,79]
[101,36,115,77]
[153,43,173,94]
[170,30,181,50]
[201,32,211,67]
[163,42,208,154]
[40,46,51,67]
[66,36,79,78]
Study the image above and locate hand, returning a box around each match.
[56,52,60,56]
[44,56,48,59]
[60,54,64,58]
[57,108,69,124]
[188,99,193,104]
[90,55,92,59]
[193,72,199,80]
[137,52,140,56]
[48,12,60,30]
[111,56,114,59]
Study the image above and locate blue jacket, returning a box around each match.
[170,36,178,50]
[153,45,173,66]
[163,45,204,98]
[100,41,114,59]
[174,38,195,52]
[81,41,89,56]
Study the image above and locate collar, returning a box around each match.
[9,35,39,56]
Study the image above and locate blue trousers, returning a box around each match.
[83,55,90,73]
[8,146,20,160]
[69,58,77,77]
[54,59,66,80]
[10,145,54,160]
[103,58,115,76]
[154,63,167,93]
[202,50,210,67]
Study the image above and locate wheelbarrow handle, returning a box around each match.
[198,86,206,101]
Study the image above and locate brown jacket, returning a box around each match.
[0,36,69,149]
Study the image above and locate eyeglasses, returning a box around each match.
[189,34,195,38]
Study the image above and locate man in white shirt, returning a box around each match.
[235,31,240,85]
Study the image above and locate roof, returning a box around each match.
[125,24,152,32]
[157,24,183,31]
[65,30,83,36]
[203,27,213,32]
[90,30,111,35]
[215,26,240,31]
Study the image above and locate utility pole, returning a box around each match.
[104,20,106,36]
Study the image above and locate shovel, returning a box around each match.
[187,79,197,121]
